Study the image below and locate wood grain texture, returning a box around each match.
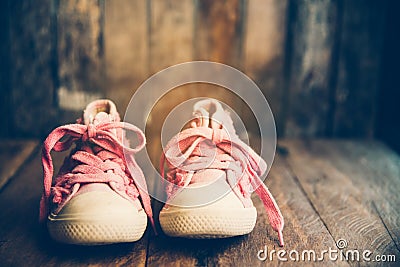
[0,0,11,137]
[0,149,148,267]
[1,140,400,265]
[282,139,400,266]
[9,0,57,137]
[315,140,400,250]
[193,0,247,136]
[146,139,346,266]
[146,224,203,266]
[0,140,37,191]
[333,0,386,137]
[57,0,105,111]
[376,0,400,154]
[244,0,288,136]
[104,0,149,114]
[1,0,391,140]
[208,154,347,266]
[146,0,195,152]
[148,0,194,103]
[195,0,243,67]
[150,0,194,73]
[284,0,339,137]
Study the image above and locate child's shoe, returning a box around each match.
[40,99,154,245]
[159,99,284,246]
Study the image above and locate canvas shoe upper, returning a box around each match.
[39,99,154,245]
[159,99,284,246]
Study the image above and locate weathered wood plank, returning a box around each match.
[146,0,194,130]
[9,0,57,137]
[150,0,194,73]
[209,154,347,266]
[57,0,104,111]
[104,0,149,114]
[195,0,243,67]
[376,0,400,154]
[0,149,148,266]
[145,0,195,169]
[1,139,398,265]
[146,221,203,266]
[244,0,288,136]
[282,139,400,266]
[333,0,387,138]
[284,0,339,137]
[313,140,400,250]
[0,140,37,191]
[193,0,247,136]
[0,0,11,137]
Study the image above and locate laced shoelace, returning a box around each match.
[39,121,155,230]
[160,100,284,246]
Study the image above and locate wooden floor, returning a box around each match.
[0,139,399,266]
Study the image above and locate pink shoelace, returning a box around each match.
[160,100,284,246]
[39,121,155,229]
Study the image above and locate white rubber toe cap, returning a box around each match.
[47,186,147,245]
[160,188,257,238]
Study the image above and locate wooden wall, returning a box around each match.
[0,0,389,140]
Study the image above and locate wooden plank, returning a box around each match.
[57,0,104,111]
[150,0,194,73]
[146,220,204,266]
[194,0,244,98]
[146,0,194,149]
[192,0,248,138]
[243,0,288,136]
[282,139,400,265]
[284,0,339,137]
[0,140,37,191]
[0,148,148,266]
[9,0,57,137]
[0,0,11,137]
[312,140,400,250]
[375,0,400,153]
[2,139,399,265]
[148,0,194,117]
[194,0,243,67]
[104,0,149,114]
[209,154,347,266]
[333,0,387,138]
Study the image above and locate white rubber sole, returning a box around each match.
[46,186,147,245]
[159,206,257,238]
[47,211,147,245]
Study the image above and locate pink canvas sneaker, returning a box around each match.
[159,99,284,246]
[40,99,154,245]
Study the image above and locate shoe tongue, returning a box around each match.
[191,99,236,134]
[83,99,120,125]
[93,111,112,125]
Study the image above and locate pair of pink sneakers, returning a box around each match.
[40,99,284,246]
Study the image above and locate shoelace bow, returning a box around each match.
[160,121,284,246]
[39,121,155,230]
